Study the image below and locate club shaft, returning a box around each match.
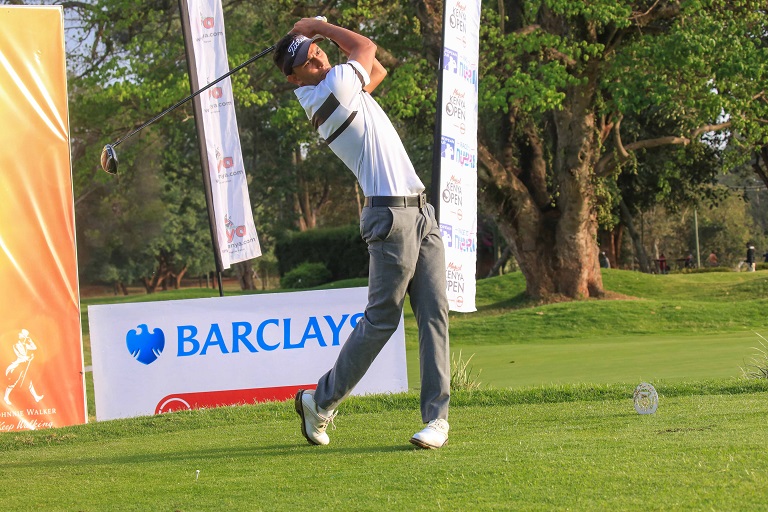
[113,45,275,148]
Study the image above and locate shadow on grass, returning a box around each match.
[0,442,417,470]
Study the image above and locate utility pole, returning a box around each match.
[694,208,701,268]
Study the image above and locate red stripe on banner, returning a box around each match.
[154,384,317,414]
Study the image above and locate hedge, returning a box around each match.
[275,225,368,280]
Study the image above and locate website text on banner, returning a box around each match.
[184,0,261,268]
[438,0,480,313]
[88,288,407,421]
[0,6,87,432]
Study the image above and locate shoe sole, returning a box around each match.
[409,437,448,449]
[294,390,321,446]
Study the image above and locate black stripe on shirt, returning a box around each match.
[349,63,366,87]
[324,111,357,145]
[312,93,340,130]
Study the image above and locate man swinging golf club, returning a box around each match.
[273,18,451,449]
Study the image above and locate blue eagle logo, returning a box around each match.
[126,324,165,365]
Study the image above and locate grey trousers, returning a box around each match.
[314,202,450,422]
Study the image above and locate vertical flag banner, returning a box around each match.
[438,0,481,312]
[182,0,261,269]
[0,6,87,431]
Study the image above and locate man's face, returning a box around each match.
[287,43,331,86]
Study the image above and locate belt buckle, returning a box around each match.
[418,194,426,209]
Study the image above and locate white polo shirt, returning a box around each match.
[294,60,425,198]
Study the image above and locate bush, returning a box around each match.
[280,262,333,289]
[275,225,368,281]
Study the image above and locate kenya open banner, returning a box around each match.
[0,6,87,431]
[89,288,407,421]
[181,0,261,268]
[438,0,480,312]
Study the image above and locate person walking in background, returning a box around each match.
[746,242,756,272]
[273,18,450,449]
[658,253,668,274]
[599,251,611,269]
[707,251,718,267]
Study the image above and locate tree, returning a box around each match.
[413,0,768,299]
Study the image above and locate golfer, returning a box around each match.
[273,18,450,449]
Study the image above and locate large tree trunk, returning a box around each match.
[619,199,653,272]
[550,77,604,298]
[234,260,256,290]
[477,80,604,299]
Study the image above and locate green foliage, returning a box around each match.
[280,261,332,289]
[275,225,368,280]
[59,0,768,297]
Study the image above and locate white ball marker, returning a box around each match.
[633,382,658,415]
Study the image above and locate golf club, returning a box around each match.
[100,15,330,175]
[100,44,275,174]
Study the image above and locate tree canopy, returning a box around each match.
[5,0,767,296]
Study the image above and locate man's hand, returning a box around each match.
[291,18,377,79]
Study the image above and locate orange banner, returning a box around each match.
[0,6,86,431]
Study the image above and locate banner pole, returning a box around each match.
[179,0,225,296]
[429,4,448,224]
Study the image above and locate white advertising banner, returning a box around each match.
[438,0,480,312]
[88,288,407,421]
[185,0,261,268]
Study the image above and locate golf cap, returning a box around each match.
[276,34,322,76]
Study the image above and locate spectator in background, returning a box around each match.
[707,251,718,267]
[746,242,756,272]
[763,250,768,263]
[658,253,668,274]
[599,251,611,269]
[684,253,694,269]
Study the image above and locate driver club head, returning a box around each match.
[100,144,118,175]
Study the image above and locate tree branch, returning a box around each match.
[595,120,733,177]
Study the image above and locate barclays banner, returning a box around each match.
[89,288,407,421]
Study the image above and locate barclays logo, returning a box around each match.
[126,324,165,365]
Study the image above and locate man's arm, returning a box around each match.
[291,18,384,90]
[364,58,387,93]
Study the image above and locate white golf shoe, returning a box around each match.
[294,389,336,446]
[410,418,449,449]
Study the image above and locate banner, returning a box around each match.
[0,6,87,431]
[437,0,480,313]
[88,288,407,421]
[181,0,261,269]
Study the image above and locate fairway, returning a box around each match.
[417,332,761,389]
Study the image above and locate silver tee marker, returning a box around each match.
[633,382,658,414]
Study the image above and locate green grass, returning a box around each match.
[14,268,764,510]
[2,381,768,511]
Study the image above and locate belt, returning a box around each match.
[364,194,427,208]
